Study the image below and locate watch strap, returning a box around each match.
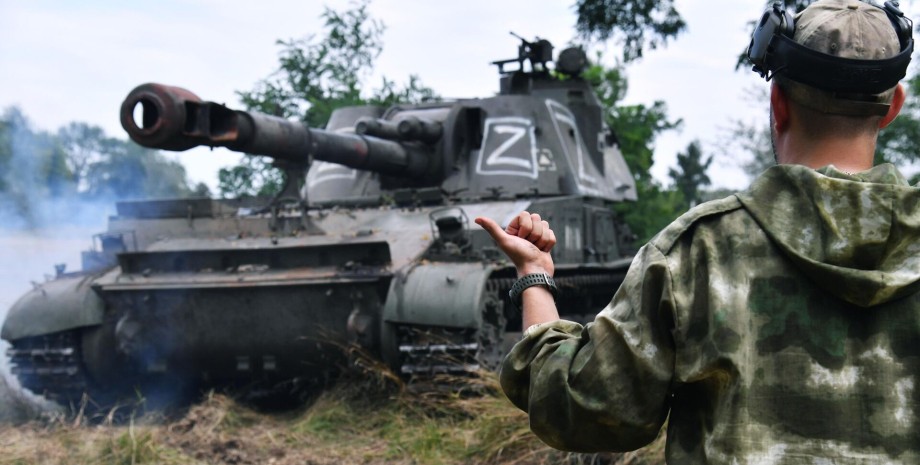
[508,273,558,311]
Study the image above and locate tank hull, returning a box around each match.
[3,197,632,408]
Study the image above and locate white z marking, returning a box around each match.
[486,125,531,169]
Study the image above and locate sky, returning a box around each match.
[0,0,786,193]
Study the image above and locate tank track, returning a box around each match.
[395,280,507,380]
[392,271,625,381]
[6,273,626,404]
[7,330,90,408]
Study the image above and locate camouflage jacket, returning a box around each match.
[501,164,920,463]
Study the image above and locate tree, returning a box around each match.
[83,137,192,200]
[192,182,212,198]
[582,60,686,242]
[0,107,76,226]
[876,72,920,168]
[623,181,686,244]
[57,122,106,190]
[725,73,920,184]
[574,0,686,62]
[236,0,384,127]
[727,0,920,182]
[723,117,774,180]
[217,0,692,244]
[219,0,435,198]
[669,141,713,208]
[0,107,196,228]
[583,62,683,184]
[217,162,284,198]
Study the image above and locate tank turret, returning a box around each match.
[3,38,639,411]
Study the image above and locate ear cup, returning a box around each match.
[882,1,912,50]
[748,3,796,77]
[780,9,795,37]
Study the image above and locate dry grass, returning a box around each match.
[0,361,666,465]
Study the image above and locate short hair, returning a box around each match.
[775,77,885,139]
[782,0,902,117]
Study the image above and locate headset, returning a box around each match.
[747,0,913,94]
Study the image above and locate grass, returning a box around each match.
[0,361,666,465]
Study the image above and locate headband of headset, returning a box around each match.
[748,0,913,94]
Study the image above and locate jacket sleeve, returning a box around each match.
[499,243,677,452]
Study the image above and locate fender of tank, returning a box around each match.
[2,37,639,408]
[2,274,105,340]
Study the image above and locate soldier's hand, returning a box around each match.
[475,211,556,277]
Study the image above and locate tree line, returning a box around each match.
[0,108,208,229]
[214,0,717,243]
[4,0,917,242]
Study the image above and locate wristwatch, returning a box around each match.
[508,272,558,311]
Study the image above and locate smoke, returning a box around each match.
[0,105,113,327]
[0,107,119,231]
[0,226,103,421]
[0,109,115,420]
[0,108,212,418]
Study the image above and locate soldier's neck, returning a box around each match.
[776,132,876,173]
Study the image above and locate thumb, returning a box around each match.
[475,216,506,242]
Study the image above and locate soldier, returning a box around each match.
[476,0,920,461]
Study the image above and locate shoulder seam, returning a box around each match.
[650,195,744,255]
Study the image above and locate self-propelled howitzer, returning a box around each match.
[3,39,639,409]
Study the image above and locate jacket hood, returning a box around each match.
[736,163,920,307]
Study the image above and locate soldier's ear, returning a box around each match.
[770,82,789,134]
[770,83,790,134]
[879,84,906,129]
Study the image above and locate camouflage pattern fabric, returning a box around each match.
[501,163,920,463]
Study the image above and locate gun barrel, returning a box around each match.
[120,83,423,176]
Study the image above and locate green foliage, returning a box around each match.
[0,107,75,224]
[583,62,682,183]
[574,0,686,63]
[97,423,186,465]
[217,157,285,198]
[84,141,192,200]
[236,0,384,126]
[669,141,713,208]
[583,60,688,243]
[0,106,194,228]
[57,122,105,188]
[191,182,212,197]
[221,0,436,198]
[725,73,920,182]
[618,180,687,244]
[877,73,920,166]
[613,102,682,183]
[372,74,437,108]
